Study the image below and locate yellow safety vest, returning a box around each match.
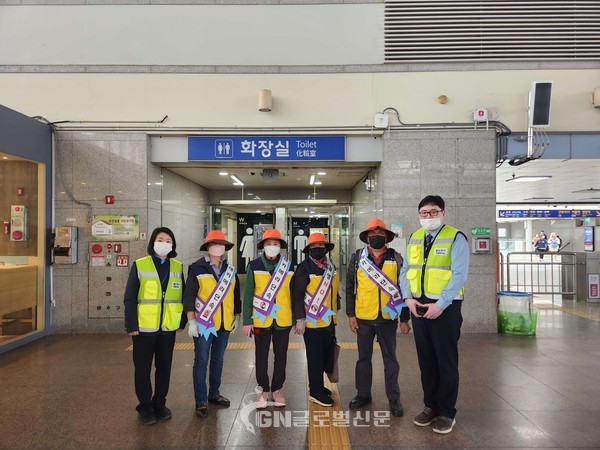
[406,226,464,300]
[305,271,339,329]
[355,254,399,321]
[136,256,183,332]
[252,263,293,328]
[196,272,236,331]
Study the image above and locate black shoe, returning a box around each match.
[208,395,231,407]
[389,399,404,417]
[349,395,372,410]
[195,403,209,418]
[323,387,332,397]
[433,416,456,434]
[138,409,157,426]
[414,407,437,426]
[309,392,334,407]
[155,406,172,421]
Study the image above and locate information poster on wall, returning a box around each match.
[92,215,139,241]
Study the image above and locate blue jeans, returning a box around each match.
[192,329,230,405]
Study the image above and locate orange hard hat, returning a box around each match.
[359,218,396,244]
[200,229,234,251]
[257,228,288,249]
[302,232,335,254]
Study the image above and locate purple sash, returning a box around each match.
[251,256,291,324]
[358,248,405,319]
[303,260,336,327]
[195,264,236,339]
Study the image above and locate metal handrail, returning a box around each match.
[500,251,576,302]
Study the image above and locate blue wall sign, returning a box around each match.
[498,210,600,219]
[188,136,345,161]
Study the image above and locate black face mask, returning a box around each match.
[368,235,386,250]
[309,247,327,260]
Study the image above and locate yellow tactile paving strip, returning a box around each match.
[307,378,351,450]
[535,304,600,322]
[125,341,378,351]
[124,341,356,448]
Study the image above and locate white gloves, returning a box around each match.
[187,319,199,338]
[294,319,305,335]
[231,315,240,332]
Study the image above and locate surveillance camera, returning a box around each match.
[249,171,256,176]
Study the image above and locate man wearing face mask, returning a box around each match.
[400,195,469,435]
[243,228,294,409]
[346,219,411,418]
[291,232,340,407]
[183,230,241,418]
[124,227,186,426]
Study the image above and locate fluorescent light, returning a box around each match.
[572,188,600,193]
[317,171,326,176]
[230,175,244,186]
[219,172,229,176]
[221,199,337,206]
[506,176,552,182]
[314,181,322,185]
[247,193,253,196]
[309,174,316,185]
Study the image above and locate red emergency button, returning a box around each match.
[106,244,112,250]
[92,244,103,254]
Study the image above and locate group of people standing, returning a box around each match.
[124,194,469,436]
[533,230,562,259]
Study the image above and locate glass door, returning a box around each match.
[0,153,46,346]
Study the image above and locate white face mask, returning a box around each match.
[264,245,281,258]
[154,242,172,257]
[420,217,442,231]
[208,244,226,257]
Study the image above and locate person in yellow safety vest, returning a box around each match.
[400,195,469,435]
[124,227,185,426]
[291,232,340,407]
[346,219,411,418]
[183,230,241,419]
[242,228,293,409]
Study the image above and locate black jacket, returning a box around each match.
[345,247,409,323]
[183,256,241,318]
[123,254,186,334]
[291,257,341,322]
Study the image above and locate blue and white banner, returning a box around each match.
[188,136,345,162]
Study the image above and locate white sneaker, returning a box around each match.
[272,389,286,407]
[256,392,268,409]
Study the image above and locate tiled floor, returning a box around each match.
[2,300,600,449]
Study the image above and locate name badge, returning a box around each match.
[434,248,448,256]
[172,281,182,289]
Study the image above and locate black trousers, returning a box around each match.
[132,332,176,413]
[355,320,400,401]
[254,326,291,392]
[411,301,463,419]
[303,326,334,397]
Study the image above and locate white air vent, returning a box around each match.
[385,0,600,63]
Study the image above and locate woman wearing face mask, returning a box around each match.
[242,228,293,409]
[182,230,241,419]
[291,233,340,406]
[345,219,411,419]
[124,227,185,426]
[400,195,469,435]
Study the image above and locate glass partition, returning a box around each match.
[0,152,46,345]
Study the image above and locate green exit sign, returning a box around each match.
[471,227,491,236]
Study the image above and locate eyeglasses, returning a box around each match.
[419,210,443,218]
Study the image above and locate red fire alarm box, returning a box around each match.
[105,195,115,205]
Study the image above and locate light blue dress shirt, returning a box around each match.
[400,225,470,311]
